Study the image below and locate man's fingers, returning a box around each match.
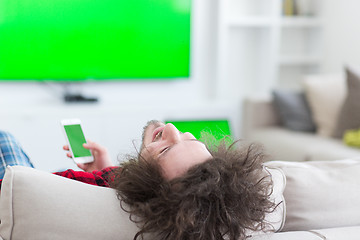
[83,141,104,151]
[77,163,86,171]
[64,144,72,158]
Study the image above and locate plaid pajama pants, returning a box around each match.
[0,131,34,179]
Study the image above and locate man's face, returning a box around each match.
[140,120,212,180]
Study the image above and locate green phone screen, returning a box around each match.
[64,124,92,158]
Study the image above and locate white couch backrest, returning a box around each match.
[0,165,287,239]
[0,166,140,240]
[266,159,360,231]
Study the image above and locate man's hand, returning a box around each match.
[63,140,113,172]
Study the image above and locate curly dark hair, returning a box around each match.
[111,140,277,240]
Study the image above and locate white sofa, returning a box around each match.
[1,159,360,239]
[242,97,360,162]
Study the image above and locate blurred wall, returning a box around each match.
[322,0,360,72]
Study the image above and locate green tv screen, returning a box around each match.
[0,0,191,81]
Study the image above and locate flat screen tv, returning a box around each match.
[0,0,191,81]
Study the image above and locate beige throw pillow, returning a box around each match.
[333,67,360,138]
[303,74,346,137]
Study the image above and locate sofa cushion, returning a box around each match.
[249,226,360,240]
[249,127,360,162]
[333,67,360,138]
[266,159,360,232]
[249,231,324,240]
[303,74,346,137]
[0,166,286,239]
[0,166,139,240]
[310,226,360,240]
[272,89,316,132]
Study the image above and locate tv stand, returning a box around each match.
[63,93,98,103]
[61,83,98,103]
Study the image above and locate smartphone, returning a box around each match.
[61,119,94,164]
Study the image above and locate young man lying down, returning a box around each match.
[0,120,276,240]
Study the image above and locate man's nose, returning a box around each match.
[162,123,181,143]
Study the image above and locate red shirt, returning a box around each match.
[0,167,119,189]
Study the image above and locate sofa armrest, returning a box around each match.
[242,96,280,138]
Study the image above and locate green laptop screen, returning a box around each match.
[165,120,232,141]
[0,0,191,81]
